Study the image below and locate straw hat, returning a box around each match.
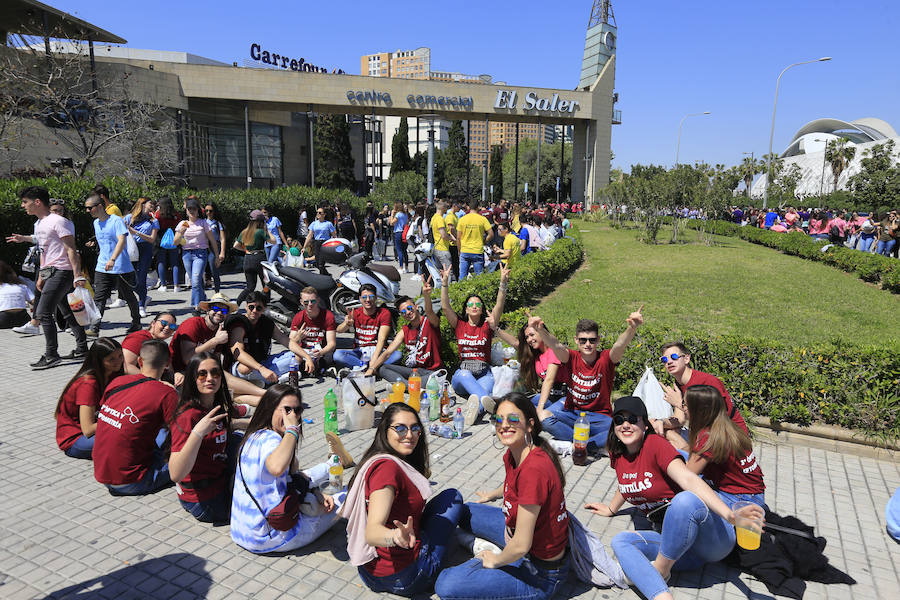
[198,292,238,313]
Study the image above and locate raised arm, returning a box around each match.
[421,277,440,328]
[439,265,459,328]
[609,304,644,364]
[528,313,569,363]
[489,264,510,326]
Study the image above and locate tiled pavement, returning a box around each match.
[1,265,898,600]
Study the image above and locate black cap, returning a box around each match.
[612,396,648,421]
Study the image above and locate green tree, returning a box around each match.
[825,138,856,193]
[390,118,413,176]
[314,114,355,190]
[369,170,425,208]
[488,145,504,200]
[740,155,763,198]
[435,120,469,199]
[500,140,573,201]
[849,140,900,213]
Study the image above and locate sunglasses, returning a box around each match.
[301,299,318,306]
[659,352,681,364]
[283,405,301,415]
[197,367,222,379]
[399,305,416,315]
[50,199,66,206]
[389,424,422,436]
[466,301,483,308]
[613,414,640,426]
[246,304,264,312]
[209,305,229,315]
[157,319,178,331]
[360,294,376,301]
[576,336,598,345]
[84,203,100,210]
[492,413,522,426]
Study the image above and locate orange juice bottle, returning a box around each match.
[392,379,406,403]
[407,369,421,412]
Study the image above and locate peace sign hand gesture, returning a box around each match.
[440,265,452,287]
[391,516,416,549]
[499,263,511,284]
[658,382,684,409]
[422,275,433,297]
[193,406,227,438]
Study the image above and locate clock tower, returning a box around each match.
[579,0,617,90]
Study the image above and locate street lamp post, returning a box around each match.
[812,137,828,197]
[675,111,710,166]
[420,114,438,205]
[763,57,832,209]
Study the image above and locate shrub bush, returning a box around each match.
[0,175,363,268]
[685,219,899,293]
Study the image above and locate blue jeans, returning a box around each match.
[265,243,281,263]
[230,350,296,385]
[358,488,463,597]
[64,434,94,459]
[106,446,172,496]
[393,232,408,269]
[182,248,208,308]
[179,489,230,523]
[858,233,875,253]
[876,239,896,256]
[611,491,735,600]
[333,348,401,370]
[156,246,182,287]
[538,400,612,453]
[435,503,570,600]
[459,252,484,279]
[134,242,154,307]
[715,490,766,512]
[206,249,221,292]
[451,369,494,412]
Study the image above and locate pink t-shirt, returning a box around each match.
[535,347,568,384]
[828,218,847,236]
[178,219,211,249]
[34,213,75,270]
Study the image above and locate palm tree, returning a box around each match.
[740,155,762,198]
[825,139,857,193]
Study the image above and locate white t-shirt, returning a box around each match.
[0,283,33,311]
[34,213,75,271]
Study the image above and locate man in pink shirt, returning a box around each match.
[12,186,89,369]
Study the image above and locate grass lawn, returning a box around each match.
[534,222,900,348]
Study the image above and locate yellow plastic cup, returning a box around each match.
[732,500,763,550]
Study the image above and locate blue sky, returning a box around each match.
[50,0,900,172]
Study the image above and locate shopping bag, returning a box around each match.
[126,232,139,262]
[492,360,520,397]
[160,228,176,249]
[490,342,507,366]
[68,286,101,327]
[633,367,671,420]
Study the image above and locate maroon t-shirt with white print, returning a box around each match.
[610,433,683,515]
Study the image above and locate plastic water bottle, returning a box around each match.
[429,386,441,421]
[429,423,459,439]
[288,356,299,389]
[420,391,431,424]
[324,388,338,435]
[573,412,589,466]
[453,407,465,437]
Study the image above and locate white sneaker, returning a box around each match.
[173,286,182,293]
[107,298,127,308]
[399,266,406,274]
[464,394,480,427]
[481,395,496,415]
[410,274,422,281]
[13,322,41,335]
[472,537,503,555]
[547,439,573,457]
[138,307,148,318]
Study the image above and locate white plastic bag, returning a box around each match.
[490,342,506,366]
[633,367,671,420]
[67,286,100,327]
[126,232,139,262]
[492,361,520,397]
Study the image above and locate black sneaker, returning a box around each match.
[31,355,62,370]
[61,349,88,360]
[125,322,143,334]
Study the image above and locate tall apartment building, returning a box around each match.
[361,47,430,79]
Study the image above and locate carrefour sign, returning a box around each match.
[249,43,345,74]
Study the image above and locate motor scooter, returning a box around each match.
[333,253,400,317]
[259,261,339,326]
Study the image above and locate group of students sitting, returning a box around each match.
[52,262,766,599]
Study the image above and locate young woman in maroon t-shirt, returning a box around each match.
[440,263,510,424]
[435,392,570,600]
[585,396,763,600]
[345,403,463,597]
[55,338,124,459]
[685,385,765,510]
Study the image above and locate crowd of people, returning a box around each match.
[11,183,773,600]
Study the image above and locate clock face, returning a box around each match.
[604,31,616,50]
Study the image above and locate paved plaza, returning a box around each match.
[0,265,898,600]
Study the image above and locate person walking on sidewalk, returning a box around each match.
[174,198,221,314]
[84,191,142,337]
[12,186,89,370]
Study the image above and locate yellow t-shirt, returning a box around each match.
[430,213,449,252]
[444,211,459,247]
[502,232,521,267]
[105,204,122,217]
[456,212,491,254]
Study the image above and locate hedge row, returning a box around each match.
[0,176,364,268]
[687,219,900,293]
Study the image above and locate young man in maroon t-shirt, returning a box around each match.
[655,341,749,451]
[334,283,400,372]
[536,309,644,456]
[368,280,443,385]
[288,286,337,377]
[93,340,178,495]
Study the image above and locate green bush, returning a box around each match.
[686,219,899,293]
[0,175,361,268]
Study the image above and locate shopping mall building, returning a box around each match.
[2,0,619,205]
